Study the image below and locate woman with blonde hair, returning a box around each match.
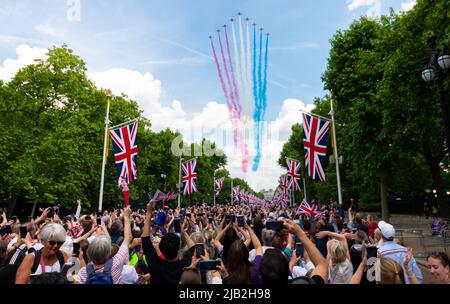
[316,230,353,284]
[377,258,405,284]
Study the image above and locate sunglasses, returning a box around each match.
[48,240,65,247]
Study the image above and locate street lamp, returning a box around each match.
[421,34,450,150]
[161,173,167,192]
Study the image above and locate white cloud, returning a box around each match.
[400,1,416,11]
[347,0,376,11]
[0,44,47,82]
[88,68,162,110]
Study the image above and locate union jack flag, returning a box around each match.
[240,190,247,202]
[153,190,180,202]
[297,200,318,218]
[215,178,224,196]
[152,190,167,202]
[182,158,198,195]
[164,191,179,202]
[302,113,330,181]
[110,121,138,185]
[274,187,289,209]
[232,187,240,201]
[286,158,302,191]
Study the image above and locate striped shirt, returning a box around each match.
[76,242,129,284]
[378,241,423,284]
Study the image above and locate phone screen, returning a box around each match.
[174,218,181,233]
[5,225,12,235]
[97,217,102,225]
[20,226,28,238]
[73,242,80,255]
[266,221,284,231]
[367,246,378,259]
[296,243,304,257]
[199,260,221,271]
[237,216,245,227]
[195,244,205,257]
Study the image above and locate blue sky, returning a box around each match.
[0,0,416,191]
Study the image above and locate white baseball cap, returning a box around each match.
[120,265,138,284]
[378,221,395,239]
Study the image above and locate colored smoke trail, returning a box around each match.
[253,34,269,172]
[238,16,248,119]
[252,25,259,122]
[246,19,253,119]
[210,38,232,113]
[261,34,269,121]
[231,20,243,118]
[218,30,238,123]
[224,27,241,115]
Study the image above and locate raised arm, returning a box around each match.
[350,245,367,284]
[317,230,351,261]
[181,218,195,249]
[123,207,132,245]
[142,201,154,238]
[245,220,262,256]
[284,219,327,283]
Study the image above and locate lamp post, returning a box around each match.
[422,34,450,217]
[422,34,450,150]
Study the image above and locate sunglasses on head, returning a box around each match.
[48,240,65,247]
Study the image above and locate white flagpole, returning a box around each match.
[98,99,110,213]
[330,96,343,207]
[178,157,182,209]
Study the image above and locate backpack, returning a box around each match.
[85,260,113,284]
[31,249,65,274]
[7,244,28,266]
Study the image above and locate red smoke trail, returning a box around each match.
[224,26,242,116]
[218,31,239,120]
[210,38,232,113]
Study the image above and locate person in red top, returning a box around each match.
[366,215,378,239]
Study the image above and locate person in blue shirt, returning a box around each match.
[377,221,423,284]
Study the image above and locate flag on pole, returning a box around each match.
[302,112,330,181]
[232,187,240,201]
[286,158,302,191]
[110,120,138,185]
[182,158,198,195]
[215,177,224,196]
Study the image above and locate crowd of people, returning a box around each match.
[0,201,449,285]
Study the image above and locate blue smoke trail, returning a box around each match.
[252,25,259,122]
[252,30,264,171]
[262,34,269,124]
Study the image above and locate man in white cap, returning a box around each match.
[377,221,423,284]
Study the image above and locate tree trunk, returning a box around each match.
[429,159,450,218]
[380,174,390,221]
